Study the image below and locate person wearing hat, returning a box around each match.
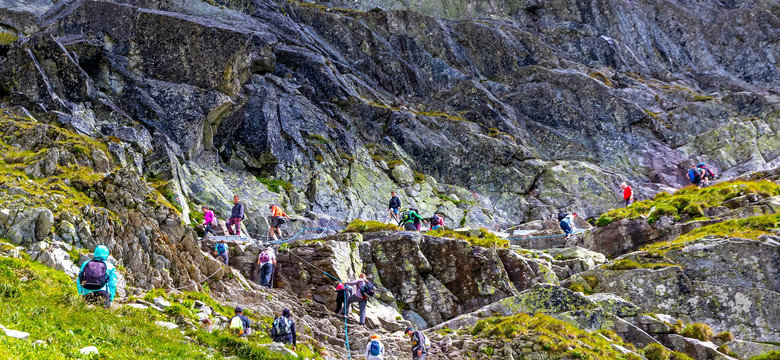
[215,239,229,265]
[271,308,297,351]
[365,334,385,360]
[405,327,430,360]
[334,283,349,316]
[229,307,251,336]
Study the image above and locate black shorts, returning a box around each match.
[403,222,417,231]
[271,216,285,227]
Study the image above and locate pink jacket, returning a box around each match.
[203,211,215,226]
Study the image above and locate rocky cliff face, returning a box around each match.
[2,0,778,233]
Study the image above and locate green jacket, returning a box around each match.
[401,210,424,224]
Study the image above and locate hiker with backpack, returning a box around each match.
[227,195,245,236]
[405,327,431,360]
[558,212,578,239]
[269,204,290,241]
[344,273,375,326]
[271,308,297,351]
[388,191,401,224]
[688,164,704,188]
[334,283,350,316]
[429,213,444,231]
[257,247,276,288]
[229,307,251,337]
[698,163,716,186]
[365,334,386,360]
[215,239,229,265]
[77,245,118,309]
[200,206,217,238]
[400,209,425,232]
[621,183,634,207]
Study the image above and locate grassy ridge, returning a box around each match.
[596,180,780,226]
[0,255,306,359]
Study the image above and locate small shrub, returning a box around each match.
[681,323,713,342]
[716,344,733,356]
[413,172,426,184]
[670,352,694,360]
[750,351,780,360]
[256,177,293,193]
[428,228,509,248]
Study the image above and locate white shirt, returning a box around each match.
[258,249,276,266]
[563,215,576,229]
[365,340,385,360]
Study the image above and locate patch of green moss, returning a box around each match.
[714,331,733,342]
[307,133,330,145]
[589,71,613,87]
[437,193,474,205]
[345,220,399,233]
[602,259,679,271]
[256,177,293,194]
[642,213,780,255]
[386,160,403,168]
[0,32,18,45]
[427,228,509,249]
[642,343,693,360]
[471,313,632,358]
[693,95,713,102]
[751,351,780,360]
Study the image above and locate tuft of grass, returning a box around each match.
[307,133,330,145]
[345,220,399,233]
[0,32,18,45]
[589,71,613,87]
[427,228,508,249]
[597,180,780,226]
[595,215,613,227]
[642,343,693,360]
[256,177,293,194]
[192,330,298,360]
[681,323,713,342]
[413,172,426,184]
[437,193,474,205]
[693,95,713,102]
[714,331,733,342]
[386,160,403,168]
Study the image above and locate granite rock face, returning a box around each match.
[1,0,778,234]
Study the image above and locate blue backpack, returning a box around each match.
[688,169,701,183]
[370,340,381,356]
[217,243,227,255]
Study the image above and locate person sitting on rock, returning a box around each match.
[271,308,297,351]
[387,191,401,224]
[257,247,276,288]
[621,183,634,207]
[229,307,251,337]
[200,205,217,238]
[344,273,371,326]
[405,327,431,360]
[227,195,245,236]
[400,209,425,232]
[365,334,386,360]
[214,239,229,265]
[77,245,118,309]
[559,212,578,239]
[269,204,290,241]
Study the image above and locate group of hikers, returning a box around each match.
[688,163,716,188]
[388,191,445,232]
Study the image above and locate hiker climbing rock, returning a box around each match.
[227,195,245,236]
[365,334,385,360]
[688,164,704,188]
[269,203,290,241]
[698,163,716,186]
[214,239,229,265]
[257,247,276,288]
[405,327,431,360]
[77,245,117,309]
[229,307,251,337]
[429,213,444,231]
[558,212,578,239]
[200,205,217,238]
[334,283,349,316]
[344,273,375,326]
[271,308,297,351]
[621,183,634,207]
[400,209,425,232]
[388,191,401,224]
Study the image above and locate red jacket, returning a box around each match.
[623,186,633,200]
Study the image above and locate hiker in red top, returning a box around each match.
[621,183,634,207]
[269,204,290,241]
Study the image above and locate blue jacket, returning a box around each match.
[77,246,118,301]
